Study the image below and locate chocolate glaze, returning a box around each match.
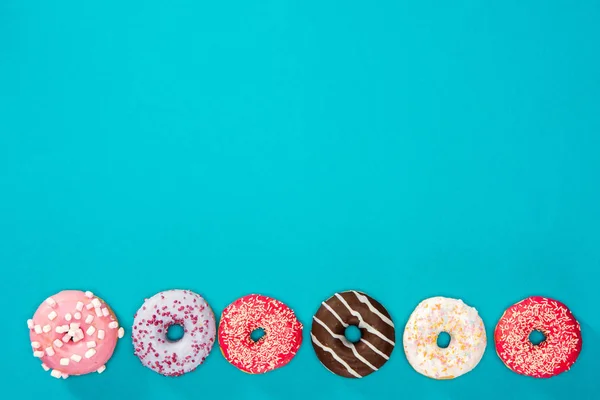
[311,291,395,378]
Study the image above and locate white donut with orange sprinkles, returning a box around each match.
[132,290,216,377]
[403,296,487,380]
[218,294,303,374]
[494,296,582,378]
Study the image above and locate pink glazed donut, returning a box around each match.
[28,290,124,378]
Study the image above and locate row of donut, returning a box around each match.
[27,289,582,380]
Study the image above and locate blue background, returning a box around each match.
[1,1,599,399]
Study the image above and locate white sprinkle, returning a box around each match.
[50,370,62,378]
[73,330,84,342]
[74,312,82,320]
[102,308,109,317]
[48,311,58,321]
[95,307,103,317]
[60,358,69,366]
[96,365,106,374]
[86,303,94,310]
[61,373,69,379]
[85,291,94,298]
[70,354,82,362]
[41,363,50,371]
[86,326,96,336]
[84,348,96,358]
[42,325,51,333]
[108,321,118,329]
[34,325,42,334]
[53,339,63,348]
[45,347,55,356]
[75,301,84,312]
[65,313,72,321]
[62,334,71,343]
[118,327,124,339]
[86,341,96,348]
[91,298,101,308]
[33,351,44,358]
[45,297,57,307]
[69,322,80,330]
[55,326,64,334]
[97,330,105,340]
[85,315,94,324]
[27,319,34,329]
[31,341,41,349]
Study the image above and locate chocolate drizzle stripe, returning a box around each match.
[311,333,362,378]
[360,338,390,360]
[351,291,394,327]
[313,317,378,371]
[321,302,348,327]
[334,293,395,346]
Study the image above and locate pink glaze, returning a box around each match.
[28,290,122,377]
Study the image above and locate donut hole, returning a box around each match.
[344,325,362,343]
[250,328,265,342]
[529,330,546,346]
[166,324,185,342]
[436,331,451,349]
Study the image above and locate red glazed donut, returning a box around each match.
[218,294,302,374]
[494,296,582,378]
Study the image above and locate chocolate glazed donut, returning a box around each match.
[311,291,395,378]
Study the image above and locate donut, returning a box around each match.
[403,296,486,380]
[132,289,216,377]
[494,296,582,378]
[27,290,124,378]
[310,291,395,378]
[218,294,302,374]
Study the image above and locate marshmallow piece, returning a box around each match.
[53,339,63,348]
[85,291,94,298]
[61,373,69,379]
[95,307,103,317]
[60,358,69,366]
[45,297,57,308]
[102,308,109,317]
[70,354,82,362]
[42,325,51,333]
[97,330,105,340]
[74,312,82,320]
[33,351,44,358]
[85,315,94,324]
[91,298,101,308]
[45,347,55,357]
[84,348,96,358]
[108,321,118,329]
[76,301,84,311]
[69,323,80,330]
[34,325,43,334]
[48,311,57,321]
[31,341,41,349]
[50,370,62,378]
[41,363,50,371]
[97,365,106,374]
[86,303,94,310]
[118,327,125,339]
[27,319,34,329]
[86,326,96,336]
[86,340,96,348]
[62,334,71,343]
[65,313,72,321]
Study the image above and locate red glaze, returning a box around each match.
[218,294,302,374]
[494,296,582,378]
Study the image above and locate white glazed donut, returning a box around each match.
[403,296,486,379]
[132,290,216,376]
